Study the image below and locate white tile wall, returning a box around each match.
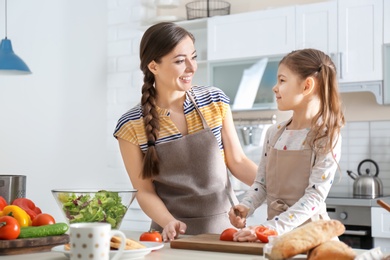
[330,121,390,196]
[107,0,153,231]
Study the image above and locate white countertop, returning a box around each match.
[2,231,368,260]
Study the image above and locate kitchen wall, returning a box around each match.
[0,0,389,230]
[0,0,131,223]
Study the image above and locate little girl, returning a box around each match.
[229,48,345,241]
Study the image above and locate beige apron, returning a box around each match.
[265,119,328,222]
[150,91,237,235]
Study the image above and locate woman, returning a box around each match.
[229,48,345,241]
[114,22,257,241]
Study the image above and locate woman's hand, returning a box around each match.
[233,226,259,242]
[228,205,249,228]
[162,220,187,242]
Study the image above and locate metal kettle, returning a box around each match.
[347,159,383,198]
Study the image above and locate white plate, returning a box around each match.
[51,242,164,259]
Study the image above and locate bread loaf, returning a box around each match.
[268,220,345,260]
[307,240,356,260]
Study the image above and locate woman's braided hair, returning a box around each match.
[139,22,195,179]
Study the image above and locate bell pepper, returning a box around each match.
[0,205,32,227]
[12,198,42,221]
[0,196,7,211]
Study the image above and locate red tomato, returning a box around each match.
[220,228,238,241]
[0,216,21,240]
[139,230,162,242]
[32,213,56,226]
[0,196,7,211]
[255,226,278,243]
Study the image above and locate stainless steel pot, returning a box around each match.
[0,175,26,204]
[347,159,383,198]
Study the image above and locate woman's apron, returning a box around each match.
[150,91,237,235]
[265,120,328,222]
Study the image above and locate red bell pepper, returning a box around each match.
[0,196,7,211]
[11,198,42,221]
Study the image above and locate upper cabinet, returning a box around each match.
[177,0,387,107]
[385,0,390,44]
[207,6,295,61]
[295,1,338,54]
[338,0,383,83]
[296,0,384,103]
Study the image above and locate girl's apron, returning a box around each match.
[265,120,328,222]
[150,91,237,235]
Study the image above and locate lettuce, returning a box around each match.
[57,190,127,229]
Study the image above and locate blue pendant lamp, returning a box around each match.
[0,0,31,75]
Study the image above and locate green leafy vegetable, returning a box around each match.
[57,190,128,229]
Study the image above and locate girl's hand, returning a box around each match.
[162,220,187,242]
[233,226,259,242]
[228,205,249,228]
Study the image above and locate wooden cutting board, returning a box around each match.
[170,233,265,255]
[0,234,69,255]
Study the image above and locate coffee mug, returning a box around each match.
[69,222,126,260]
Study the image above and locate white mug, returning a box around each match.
[69,222,126,260]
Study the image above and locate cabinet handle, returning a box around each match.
[339,52,343,79]
[343,230,368,236]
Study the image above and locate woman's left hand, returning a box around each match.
[232,226,259,242]
[162,219,187,242]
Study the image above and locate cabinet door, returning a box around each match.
[385,0,390,44]
[207,6,295,61]
[338,0,383,83]
[295,1,337,54]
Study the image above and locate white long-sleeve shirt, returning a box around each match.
[240,123,342,235]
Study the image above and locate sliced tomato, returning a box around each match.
[220,228,238,241]
[255,226,278,243]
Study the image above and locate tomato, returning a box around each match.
[220,228,238,241]
[255,226,278,243]
[32,213,56,226]
[139,230,162,242]
[0,196,7,211]
[0,216,21,240]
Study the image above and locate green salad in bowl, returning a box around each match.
[52,189,137,229]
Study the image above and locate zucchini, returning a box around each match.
[18,223,69,238]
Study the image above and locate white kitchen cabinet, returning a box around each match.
[176,18,210,87]
[371,207,390,252]
[338,0,383,83]
[295,1,338,53]
[384,0,390,44]
[207,6,295,61]
[296,0,384,103]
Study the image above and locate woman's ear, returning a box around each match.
[303,77,315,96]
[147,60,158,75]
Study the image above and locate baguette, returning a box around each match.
[110,235,146,250]
[268,220,345,260]
[307,240,356,260]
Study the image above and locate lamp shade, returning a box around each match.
[0,38,31,75]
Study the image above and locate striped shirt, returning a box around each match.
[113,86,230,157]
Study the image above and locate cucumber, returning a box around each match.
[18,223,69,238]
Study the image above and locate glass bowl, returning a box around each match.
[51,189,137,229]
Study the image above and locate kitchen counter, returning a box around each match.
[2,231,368,260]
[326,195,390,207]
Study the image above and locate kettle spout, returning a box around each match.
[347,170,357,180]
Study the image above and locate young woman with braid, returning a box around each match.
[114,22,257,241]
[228,48,345,241]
